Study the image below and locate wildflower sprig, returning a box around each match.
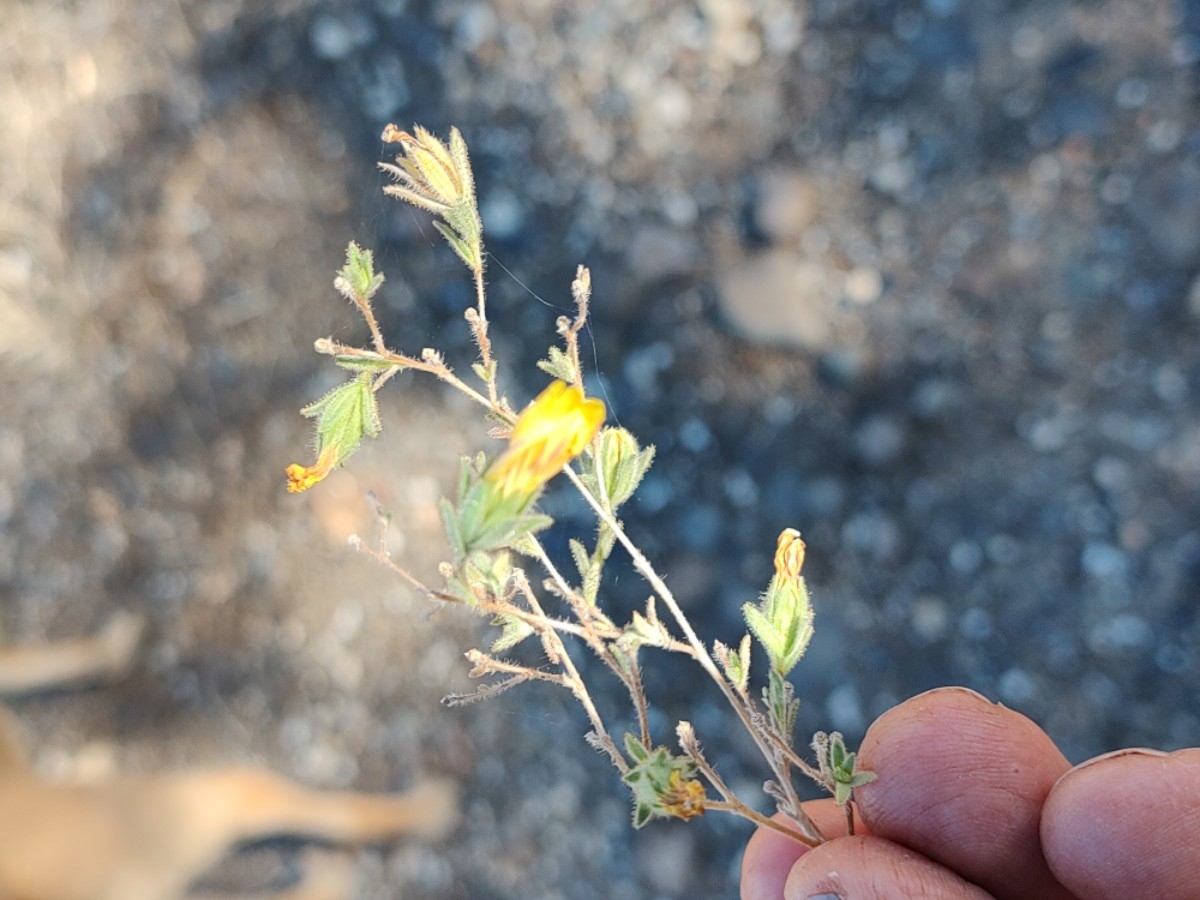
[289,124,874,850]
[380,124,482,272]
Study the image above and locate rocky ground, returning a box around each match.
[3,0,1199,897]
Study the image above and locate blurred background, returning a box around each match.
[3,0,1199,896]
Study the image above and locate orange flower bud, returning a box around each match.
[774,528,806,580]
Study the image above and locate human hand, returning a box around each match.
[740,686,1200,900]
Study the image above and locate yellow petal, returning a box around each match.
[285,445,339,493]
[486,381,606,498]
[774,528,805,580]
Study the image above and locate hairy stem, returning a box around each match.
[351,290,388,357]
[563,467,825,846]
[513,570,628,774]
[529,538,651,750]
[472,266,499,406]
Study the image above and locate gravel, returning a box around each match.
[4,0,1200,897]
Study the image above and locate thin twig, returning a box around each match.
[511,571,629,774]
[476,600,609,642]
[350,291,388,357]
[679,722,818,847]
[705,800,817,845]
[471,266,499,405]
[562,466,826,846]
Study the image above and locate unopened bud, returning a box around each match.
[774,528,805,580]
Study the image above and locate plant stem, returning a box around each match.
[562,467,826,847]
[351,290,388,357]
[529,539,651,749]
[472,266,499,406]
[320,340,495,411]
[706,800,816,844]
[513,571,628,774]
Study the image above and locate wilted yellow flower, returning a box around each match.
[286,373,381,495]
[286,445,338,494]
[486,381,606,498]
[661,770,707,821]
[774,528,805,580]
[379,124,483,272]
[744,526,813,676]
[380,124,470,213]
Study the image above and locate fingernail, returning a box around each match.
[912,685,992,705]
[806,894,842,900]
[1062,747,1169,778]
[1085,747,1169,765]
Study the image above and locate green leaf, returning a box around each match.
[536,345,578,383]
[432,220,479,270]
[569,539,590,580]
[834,780,853,805]
[333,354,400,373]
[590,428,655,510]
[569,538,602,605]
[744,574,813,676]
[626,609,668,648]
[449,127,476,207]
[743,603,783,663]
[764,669,799,739]
[596,522,617,560]
[334,242,385,302]
[717,635,751,693]
[506,512,553,547]
[490,613,535,653]
[298,372,382,472]
[508,530,543,558]
[471,361,496,384]
[632,802,654,828]
[440,497,466,560]
[623,732,650,764]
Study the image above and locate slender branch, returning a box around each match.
[529,539,618,635]
[625,653,652,747]
[527,537,654,748]
[772,733,830,785]
[680,722,819,847]
[562,466,826,846]
[471,266,500,406]
[347,535,459,605]
[705,800,817,845]
[512,571,628,774]
[465,649,569,687]
[476,600,609,642]
[350,291,388,357]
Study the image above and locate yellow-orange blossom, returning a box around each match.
[774,528,805,580]
[286,445,338,494]
[486,380,606,497]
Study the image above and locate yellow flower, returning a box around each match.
[661,770,707,821]
[486,381,606,498]
[744,527,813,676]
[379,124,483,271]
[380,124,469,213]
[774,528,806,580]
[285,445,338,494]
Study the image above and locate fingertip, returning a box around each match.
[855,686,1073,899]
[741,816,811,900]
[782,835,992,900]
[1043,747,1200,899]
[741,805,868,900]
